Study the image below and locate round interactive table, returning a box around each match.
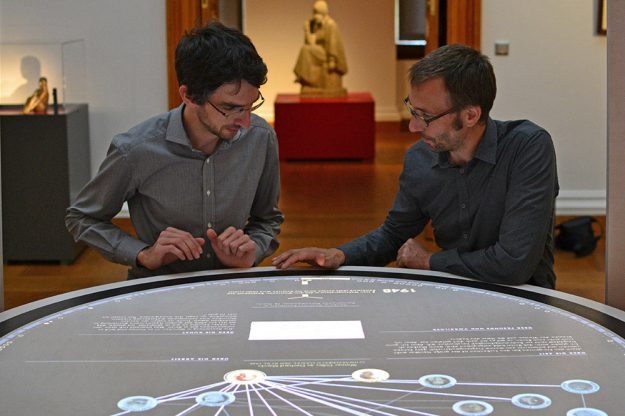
[1,267,624,416]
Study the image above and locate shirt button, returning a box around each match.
[460,203,466,209]
[462,233,469,239]
[207,222,212,228]
[206,190,211,196]
[206,158,210,164]
[205,253,211,259]
[459,168,465,175]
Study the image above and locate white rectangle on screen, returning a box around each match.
[248,320,365,341]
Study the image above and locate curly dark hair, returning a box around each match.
[175,21,268,104]
[409,44,496,123]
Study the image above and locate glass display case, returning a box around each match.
[0,39,86,106]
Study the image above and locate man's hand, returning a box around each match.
[206,227,257,268]
[272,248,345,270]
[396,238,432,269]
[137,227,205,270]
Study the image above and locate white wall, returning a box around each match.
[482,0,607,213]
[245,0,399,121]
[0,0,168,177]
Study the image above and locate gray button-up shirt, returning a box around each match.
[339,118,559,288]
[66,105,283,278]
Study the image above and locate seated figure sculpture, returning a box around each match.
[294,0,348,97]
[23,77,49,114]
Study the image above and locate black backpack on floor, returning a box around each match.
[555,216,603,257]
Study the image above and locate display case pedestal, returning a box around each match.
[1,104,90,263]
[274,92,375,160]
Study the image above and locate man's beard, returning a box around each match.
[199,116,240,141]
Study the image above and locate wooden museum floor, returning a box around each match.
[2,122,606,310]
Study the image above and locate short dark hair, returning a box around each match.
[175,21,268,104]
[409,44,496,123]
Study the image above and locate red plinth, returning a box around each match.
[274,92,375,160]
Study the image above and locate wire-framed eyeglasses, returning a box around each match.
[403,96,456,128]
[206,91,265,118]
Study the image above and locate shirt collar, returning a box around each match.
[165,104,192,148]
[430,117,497,167]
[473,117,497,165]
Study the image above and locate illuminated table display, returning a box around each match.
[1,267,625,415]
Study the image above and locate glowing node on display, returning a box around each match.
[223,369,267,385]
[418,374,457,389]
[566,408,608,416]
[561,379,600,394]
[511,393,552,409]
[117,396,158,412]
[195,391,236,407]
[452,400,494,415]
[351,368,390,383]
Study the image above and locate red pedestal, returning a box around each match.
[274,92,375,160]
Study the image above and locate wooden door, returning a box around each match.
[425,0,440,54]
[446,0,481,49]
[398,0,481,60]
[166,0,218,109]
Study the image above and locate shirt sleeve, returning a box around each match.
[338,153,429,266]
[245,130,284,265]
[429,129,558,285]
[65,138,149,267]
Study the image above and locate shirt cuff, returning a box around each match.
[335,243,354,265]
[116,237,150,268]
[250,236,269,266]
[429,250,455,272]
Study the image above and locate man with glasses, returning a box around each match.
[66,22,283,279]
[273,44,559,288]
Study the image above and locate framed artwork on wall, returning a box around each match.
[597,0,607,35]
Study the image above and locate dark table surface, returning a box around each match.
[1,266,622,416]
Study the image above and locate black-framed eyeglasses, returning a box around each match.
[206,91,265,118]
[403,96,456,128]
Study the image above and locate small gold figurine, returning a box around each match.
[23,77,49,114]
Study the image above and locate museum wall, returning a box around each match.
[0,0,607,214]
[482,0,607,213]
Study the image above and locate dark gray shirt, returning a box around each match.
[338,118,559,288]
[66,105,283,278]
